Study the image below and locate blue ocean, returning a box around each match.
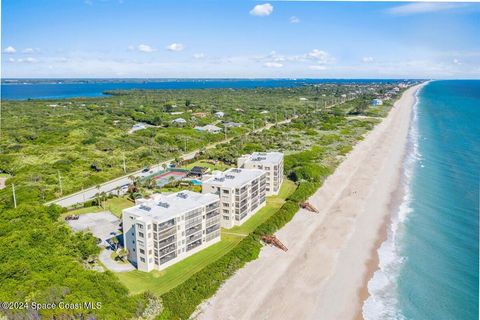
[364,80,480,319]
[1,78,400,100]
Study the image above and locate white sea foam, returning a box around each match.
[362,88,423,320]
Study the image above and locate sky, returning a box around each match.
[2,0,480,79]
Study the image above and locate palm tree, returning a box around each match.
[110,236,119,252]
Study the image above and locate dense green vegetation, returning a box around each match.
[0,204,148,319]
[0,84,398,207]
[0,83,405,319]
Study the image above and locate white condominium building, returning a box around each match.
[122,191,221,272]
[202,168,267,229]
[237,152,284,196]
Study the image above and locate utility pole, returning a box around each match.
[122,152,127,173]
[12,183,17,208]
[57,170,63,196]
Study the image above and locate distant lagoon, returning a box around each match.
[1,78,408,100]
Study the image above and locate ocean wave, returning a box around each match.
[362,90,422,320]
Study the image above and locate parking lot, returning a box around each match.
[67,212,121,246]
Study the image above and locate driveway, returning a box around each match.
[99,248,135,272]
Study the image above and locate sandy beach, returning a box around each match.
[196,83,425,320]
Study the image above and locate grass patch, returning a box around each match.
[104,197,134,217]
[61,197,133,220]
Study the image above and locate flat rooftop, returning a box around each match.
[203,168,265,188]
[124,190,219,223]
[243,152,283,165]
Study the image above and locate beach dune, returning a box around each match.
[196,84,424,320]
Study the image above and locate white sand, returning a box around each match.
[196,84,424,320]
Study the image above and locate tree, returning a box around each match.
[117,248,129,262]
[110,236,119,252]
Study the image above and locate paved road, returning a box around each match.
[99,248,135,272]
[47,117,296,208]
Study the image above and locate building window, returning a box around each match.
[223,189,230,194]
[137,224,143,229]
[223,216,230,220]
[139,232,144,238]
[148,250,152,255]
[140,249,145,254]
[223,209,229,214]
[140,257,145,263]
[132,248,136,252]
[223,203,230,207]
[147,224,151,230]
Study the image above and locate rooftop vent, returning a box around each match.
[214,177,225,182]
[231,168,241,173]
[225,174,235,179]
[157,202,170,208]
[177,192,188,199]
[139,205,151,211]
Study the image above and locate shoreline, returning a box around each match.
[196,83,426,320]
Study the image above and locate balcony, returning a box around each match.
[160,252,177,265]
[158,227,176,241]
[186,232,202,244]
[206,209,220,219]
[187,239,202,252]
[157,219,175,232]
[159,243,176,257]
[206,224,220,234]
[186,223,202,236]
[157,235,176,249]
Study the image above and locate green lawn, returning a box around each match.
[104,197,134,217]
[62,197,133,219]
[182,160,232,172]
[115,179,296,296]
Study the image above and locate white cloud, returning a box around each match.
[17,57,38,63]
[250,3,273,16]
[22,48,38,54]
[3,46,16,54]
[7,58,15,63]
[362,56,374,63]
[193,53,205,59]
[137,44,156,53]
[309,65,327,71]
[453,59,461,65]
[307,49,334,64]
[289,16,300,24]
[388,3,464,15]
[264,62,283,68]
[167,43,185,52]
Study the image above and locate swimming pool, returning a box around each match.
[190,179,203,186]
